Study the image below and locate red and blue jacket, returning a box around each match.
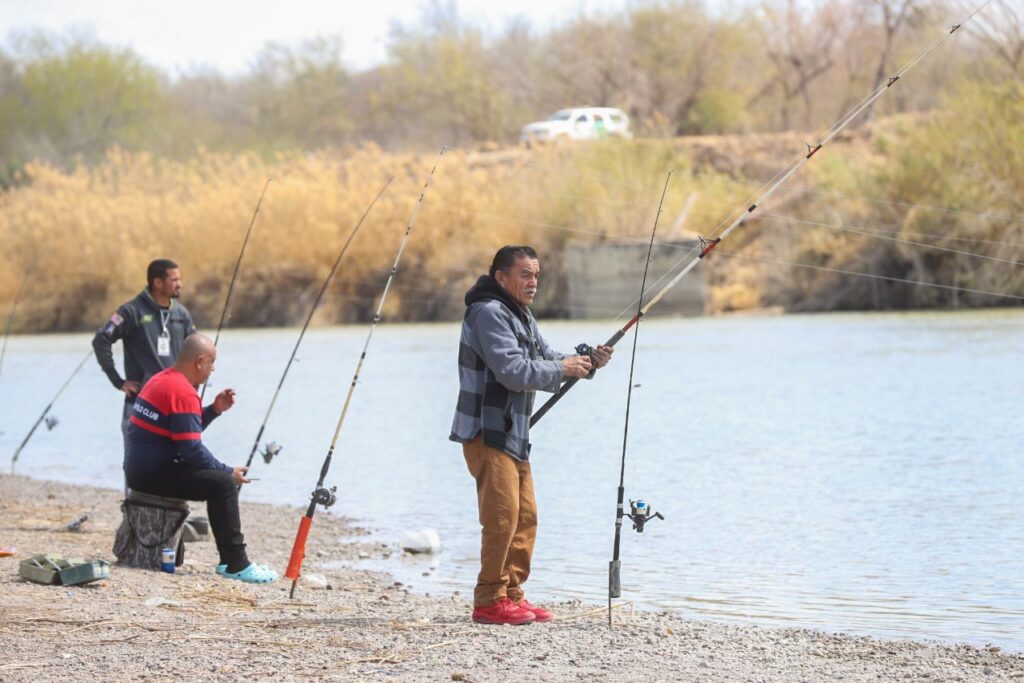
[124,367,229,477]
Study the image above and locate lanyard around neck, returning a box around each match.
[159,308,170,335]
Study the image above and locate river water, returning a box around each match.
[2,310,1021,650]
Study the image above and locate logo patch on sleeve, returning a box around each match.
[109,312,124,326]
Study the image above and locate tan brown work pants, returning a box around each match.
[463,436,538,608]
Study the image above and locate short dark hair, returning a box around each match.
[489,245,538,278]
[147,259,179,290]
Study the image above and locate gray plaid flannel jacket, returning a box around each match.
[450,292,566,461]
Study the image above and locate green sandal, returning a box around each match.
[222,563,277,583]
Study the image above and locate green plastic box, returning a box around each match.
[18,554,110,586]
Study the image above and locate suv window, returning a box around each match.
[575,114,590,125]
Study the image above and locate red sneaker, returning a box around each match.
[516,598,553,622]
[472,597,536,625]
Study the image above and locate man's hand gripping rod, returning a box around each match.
[530,327,630,427]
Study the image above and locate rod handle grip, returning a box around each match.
[609,559,622,599]
[284,515,313,581]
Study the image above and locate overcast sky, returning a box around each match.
[0,0,634,74]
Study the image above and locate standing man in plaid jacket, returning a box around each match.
[450,245,613,625]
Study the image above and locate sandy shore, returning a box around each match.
[0,474,1021,682]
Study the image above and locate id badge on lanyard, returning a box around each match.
[158,333,171,357]
[158,309,171,357]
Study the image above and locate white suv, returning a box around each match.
[520,107,632,145]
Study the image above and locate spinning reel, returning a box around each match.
[609,499,665,600]
[44,415,59,431]
[627,499,664,533]
[260,441,283,464]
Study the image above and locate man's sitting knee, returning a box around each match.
[210,469,237,491]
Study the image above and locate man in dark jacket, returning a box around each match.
[93,259,196,445]
[451,245,612,625]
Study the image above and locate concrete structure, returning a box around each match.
[564,238,707,319]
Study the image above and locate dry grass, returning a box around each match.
[10,114,1006,328]
[0,140,746,331]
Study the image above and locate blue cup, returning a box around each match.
[161,547,176,573]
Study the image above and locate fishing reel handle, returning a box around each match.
[627,499,664,533]
[574,343,598,379]
[630,511,664,533]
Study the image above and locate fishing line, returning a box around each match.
[433,206,1022,323]
[446,96,1024,232]
[684,168,1024,230]
[438,165,1024,249]
[685,188,1024,251]
[0,263,34,382]
[527,0,997,427]
[608,172,670,627]
[242,178,394,475]
[713,249,1024,304]
[795,187,1024,228]
[200,179,271,402]
[605,208,1022,324]
[435,151,1024,268]
[283,149,446,599]
[755,212,1024,267]
[10,350,91,474]
[436,198,1024,267]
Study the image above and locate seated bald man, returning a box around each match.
[124,333,276,583]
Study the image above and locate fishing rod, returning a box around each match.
[284,149,446,598]
[242,177,394,475]
[608,172,670,627]
[529,1,993,428]
[0,263,34,382]
[10,350,91,474]
[199,179,271,402]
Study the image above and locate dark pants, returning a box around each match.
[121,400,133,447]
[126,466,249,573]
[121,401,134,497]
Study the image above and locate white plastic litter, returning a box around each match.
[300,573,329,589]
[144,597,182,608]
[400,528,441,555]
